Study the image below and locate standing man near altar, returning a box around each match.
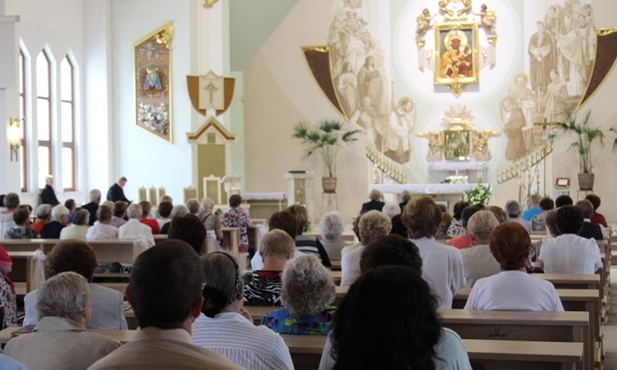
[106,177,130,203]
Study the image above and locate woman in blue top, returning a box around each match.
[261,255,336,335]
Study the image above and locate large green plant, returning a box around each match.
[551,110,617,173]
[292,119,361,177]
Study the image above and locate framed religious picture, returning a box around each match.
[434,22,479,90]
[443,129,471,161]
[133,22,174,142]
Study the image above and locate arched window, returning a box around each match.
[61,57,75,191]
[36,51,52,187]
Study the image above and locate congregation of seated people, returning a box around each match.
[0,188,611,369]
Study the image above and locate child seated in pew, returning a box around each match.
[465,223,564,311]
[319,266,471,370]
[243,230,295,306]
[261,255,336,335]
[192,251,293,370]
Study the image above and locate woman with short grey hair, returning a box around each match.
[460,211,501,287]
[262,255,336,335]
[60,208,91,240]
[4,271,121,369]
[340,210,392,286]
[319,211,348,260]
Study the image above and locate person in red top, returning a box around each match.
[448,205,483,249]
[139,200,160,234]
[31,204,52,236]
[585,194,608,228]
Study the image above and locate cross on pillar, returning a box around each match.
[204,81,219,105]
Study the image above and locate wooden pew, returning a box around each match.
[280,334,583,370]
[0,327,584,370]
[452,288,598,369]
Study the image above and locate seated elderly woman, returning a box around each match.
[138,200,160,234]
[222,195,252,254]
[4,209,36,239]
[319,211,348,260]
[402,197,464,309]
[86,205,118,240]
[576,199,605,240]
[198,197,223,240]
[319,266,471,370]
[465,222,564,311]
[340,210,392,286]
[31,204,52,236]
[192,252,294,369]
[505,200,531,233]
[447,205,483,249]
[243,229,295,306]
[538,205,601,275]
[160,204,190,234]
[531,197,554,232]
[118,203,155,250]
[5,272,121,369]
[262,255,336,335]
[446,200,469,237]
[60,208,91,240]
[251,210,304,271]
[460,211,500,287]
[110,201,128,228]
[23,240,128,329]
[287,204,331,267]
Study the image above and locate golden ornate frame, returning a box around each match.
[133,22,174,142]
[434,22,479,96]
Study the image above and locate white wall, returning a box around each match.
[110,0,195,202]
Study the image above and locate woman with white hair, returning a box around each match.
[4,272,121,369]
[160,204,190,234]
[118,203,155,249]
[192,252,293,369]
[319,211,348,260]
[198,197,223,240]
[261,255,336,335]
[40,204,70,238]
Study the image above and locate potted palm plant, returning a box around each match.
[292,119,361,193]
[551,110,617,190]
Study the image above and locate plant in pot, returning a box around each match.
[550,110,617,191]
[292,119,361,194]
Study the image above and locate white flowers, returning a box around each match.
[464,184,492,205]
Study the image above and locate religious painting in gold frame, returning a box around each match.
[443,129,471,161]
[133,22,174,142]
[434,22,479,95]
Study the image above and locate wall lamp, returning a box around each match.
[8,118,20,161]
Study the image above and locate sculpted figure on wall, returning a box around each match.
[384,98,415,164]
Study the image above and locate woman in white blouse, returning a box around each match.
[192,252,294,370]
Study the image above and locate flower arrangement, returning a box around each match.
[464,184,492,205]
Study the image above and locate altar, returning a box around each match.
[369,183,488,212]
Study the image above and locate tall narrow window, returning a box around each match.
[19,51,27,192]
[60,57,75,191]
[36,51,52,188]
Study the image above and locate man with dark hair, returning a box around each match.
[360,234,422,275]
[555,194,573,208]
[89,240,240,370]
[22,240,127,329]
[538,205,601,274]
[106,177,130,203]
